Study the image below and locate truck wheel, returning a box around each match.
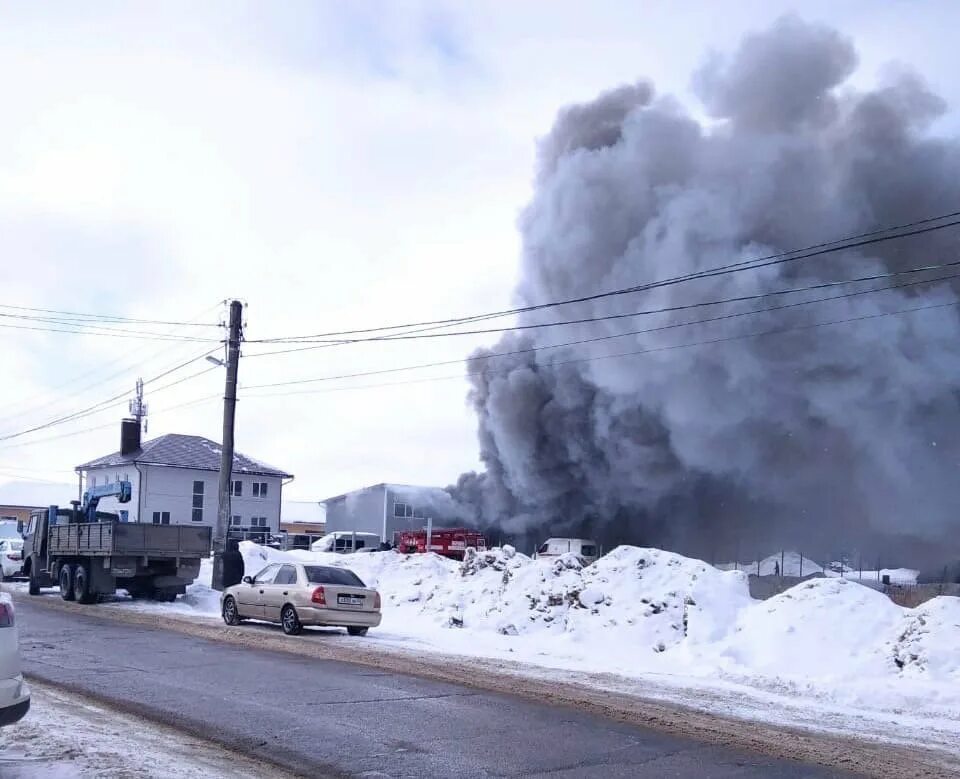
[74,563,96,604]
[281,605,303,636]
[347,626,369,637]
[28,572,40,596]
[222,596,242,626]
[58,565,75,601]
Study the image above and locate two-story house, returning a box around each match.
[76,420,293,538]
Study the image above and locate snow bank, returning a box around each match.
[154,542,959,719]
[711,578,902,679]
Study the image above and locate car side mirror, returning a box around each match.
[242,576,253,585]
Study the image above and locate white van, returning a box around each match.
[535,538,600,564]
[311,531,382,554]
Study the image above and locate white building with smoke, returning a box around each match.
[321,483,463,545]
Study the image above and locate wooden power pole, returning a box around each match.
[212,299,243,591]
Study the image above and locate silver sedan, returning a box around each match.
[221,561,381,636]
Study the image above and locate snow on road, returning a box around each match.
[22,542,958,756]
[0,682,286,778]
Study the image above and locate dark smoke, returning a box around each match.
[451,17,960,565]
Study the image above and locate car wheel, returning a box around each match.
[59,564,75,601]
[74,563,95,604]
[222,596,242,626]
[281,605,303,635]
[347,626,369,637]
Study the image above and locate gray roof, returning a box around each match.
[77,434,293,479]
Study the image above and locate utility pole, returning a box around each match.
[212,300,243,591]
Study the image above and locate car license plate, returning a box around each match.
[337,594,364,607]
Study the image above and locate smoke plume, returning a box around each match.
[452,17,960,563]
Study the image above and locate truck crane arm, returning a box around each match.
[80,480,132,523]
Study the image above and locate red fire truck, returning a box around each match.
[396,528,487,561]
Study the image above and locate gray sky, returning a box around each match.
[1,1,958,501]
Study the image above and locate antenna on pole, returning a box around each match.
[129,377,149,435]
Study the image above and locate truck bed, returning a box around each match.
[48,522,212,558]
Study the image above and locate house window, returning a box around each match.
[152,511,171,525]
[192,480,204,523]
[232,480,242,497]
[231,516,242,526]
[253,482,268,498]
[393,502,421,519]
[251,516,268,527]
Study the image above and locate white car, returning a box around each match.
[0,540,24,580]
[0,593,29,726]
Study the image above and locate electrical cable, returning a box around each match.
[241,297,960,399]
[249,209,960,346]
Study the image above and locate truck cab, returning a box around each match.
[22,506,72,593]
[534,537,600,564]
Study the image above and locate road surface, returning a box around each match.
[15,598,850,778]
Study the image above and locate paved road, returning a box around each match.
[15,599,849,778]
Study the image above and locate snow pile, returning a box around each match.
[446,546,750,654]
[709,578,902,679]
[892,596,960,680]
[154,541,960,718]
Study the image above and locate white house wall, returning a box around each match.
[142,466,282,531]
[81,465,282,530]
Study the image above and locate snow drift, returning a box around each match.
[157,541,960,715]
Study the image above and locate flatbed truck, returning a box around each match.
[22,481,211,603]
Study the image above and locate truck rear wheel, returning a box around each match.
[28,572,40,596]
[58,565,75,601]
[74,563,96,604]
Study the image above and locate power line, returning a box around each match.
[0,350,221,443]
[0,393,223,453]
[248,259,960,348]
[0,302,223,430]
[241,297,960,399]
[0,319,220,341]
[0,302,223,327]
[249,209,960,346]
[242,266,960,384]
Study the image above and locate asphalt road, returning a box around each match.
[15,598,850,778]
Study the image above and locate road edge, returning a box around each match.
[14,590,960,778]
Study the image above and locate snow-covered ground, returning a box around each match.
[36,542,959,755]
[0,683,286,778]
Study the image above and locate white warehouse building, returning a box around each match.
[321,483,464,544]
[76,420,293,537]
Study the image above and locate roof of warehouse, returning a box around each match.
[76,434,293,478]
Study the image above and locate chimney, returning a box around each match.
[120,418,141,456]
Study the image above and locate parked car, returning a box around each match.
[0,593,30,726]
[310,531,381,554]
[0,540,24,581]
[221,562,382,636]
[534,537,600,564]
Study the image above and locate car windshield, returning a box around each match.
[304,566,366,587]
[8,541,22,550]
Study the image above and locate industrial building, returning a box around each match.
[321,483,462,544]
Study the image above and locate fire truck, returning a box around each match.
[396,528,486,561]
